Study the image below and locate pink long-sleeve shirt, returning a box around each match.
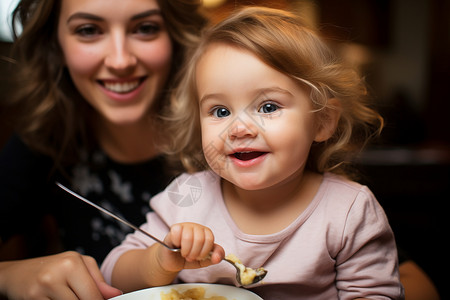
[101,171,403,299]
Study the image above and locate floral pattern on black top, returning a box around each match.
[56,149,175,263]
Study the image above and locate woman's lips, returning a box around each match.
[104,81,139,93]
[98,77,146,94]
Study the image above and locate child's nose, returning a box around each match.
[227,117,258,139]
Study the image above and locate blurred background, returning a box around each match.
[1,0,449,297]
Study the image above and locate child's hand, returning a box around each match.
[158,222,225,273]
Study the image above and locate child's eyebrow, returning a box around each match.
[199,93,224,104]
[254,87,293,98]
[199,87,293,104]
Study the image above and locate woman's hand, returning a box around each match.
[158,222,224,273]
[0,251,122,300]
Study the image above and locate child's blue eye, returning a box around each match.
[258,103,279,114]
[212,107,230,118]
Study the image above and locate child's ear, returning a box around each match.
[314,98,341,142]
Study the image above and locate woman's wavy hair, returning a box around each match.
[8,0,206,166]
[165,6,383,177]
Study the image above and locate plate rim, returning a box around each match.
[111,283,263,300]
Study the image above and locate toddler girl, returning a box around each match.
[102,6,403,299]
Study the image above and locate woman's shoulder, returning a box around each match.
[1,134,33,156]
[0,134,53,174]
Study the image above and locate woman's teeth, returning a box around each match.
[103,80,140,93]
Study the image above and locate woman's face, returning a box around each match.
[57,0,172,125]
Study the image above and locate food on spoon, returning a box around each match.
[160,287,227,300]
[225,254,267,286]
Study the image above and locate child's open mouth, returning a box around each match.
[233,151,266,161]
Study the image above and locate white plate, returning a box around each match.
[111,283,263,300]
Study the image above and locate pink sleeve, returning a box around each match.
[335,188,404,299]
[100,206,169,285]
[101,172,219,285]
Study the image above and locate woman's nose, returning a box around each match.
[104,34,137,72]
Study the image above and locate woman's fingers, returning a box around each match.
[82,255,123,299]
[52,252,104,300]
[1,251,109,300]
[62,252,123,299]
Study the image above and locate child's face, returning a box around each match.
[197,43,325,190]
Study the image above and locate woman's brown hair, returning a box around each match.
[7,0,206,168]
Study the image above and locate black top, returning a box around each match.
[0,135,176,263]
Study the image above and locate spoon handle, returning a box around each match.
[56,182,180,252]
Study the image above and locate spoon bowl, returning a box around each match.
[223,255,267,286]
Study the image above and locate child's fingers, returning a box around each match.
[185,226,214,261]
[180,225,195,260]
[170,223,216,262]
[168,223,183,248]
[182,225,212,261]
[210,243,225,264]
[169,223,196,260]
[194,243,225,269]
[198,227,215,259]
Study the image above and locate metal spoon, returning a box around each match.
[56,182,179,252]
[56,182,267,285]
[223,256,267,286]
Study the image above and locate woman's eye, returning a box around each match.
[211,107,230,118]
[258,102,279,114]
[135,22,160,36]
[75,24,101,38]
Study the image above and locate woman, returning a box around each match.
[0,0,205,298]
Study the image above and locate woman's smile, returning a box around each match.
[97,77,148,104]
[100,77,146,94]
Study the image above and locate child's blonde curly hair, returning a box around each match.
[164,6,383,178]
